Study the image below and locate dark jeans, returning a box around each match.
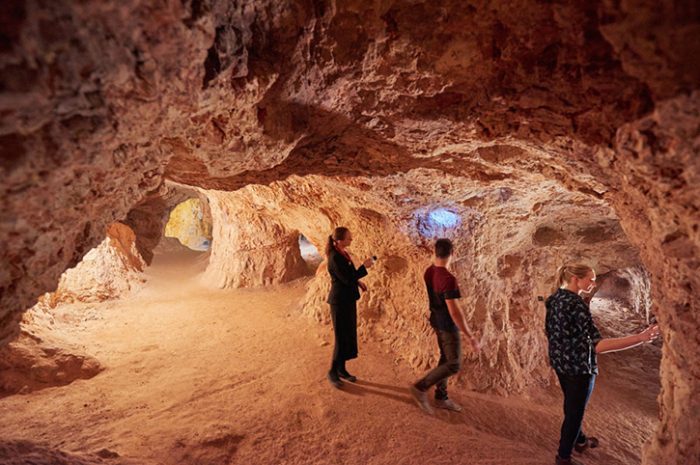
[557,373,596,459]
[415,329,461,400]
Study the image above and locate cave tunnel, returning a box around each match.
[0,2,698,464]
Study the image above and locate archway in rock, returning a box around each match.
[298,234,322,271]
[590,266,654,334]
[0,1,697,464]
[164,198,213,252]
[0,222,145,397]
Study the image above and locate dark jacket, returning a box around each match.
[545,288,603,376]
[326,248,368,304]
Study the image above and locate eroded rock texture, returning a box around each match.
[605,94,700,465]
[0,309,102,396]
[34,223,145,309]
[1,1,698,463]
[164,197,212,251]
[202,189,310,288]
[201,173,640,394]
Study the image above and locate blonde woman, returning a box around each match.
[545,264,659,465]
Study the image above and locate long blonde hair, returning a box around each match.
[556,263,593,288]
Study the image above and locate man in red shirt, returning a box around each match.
[410,238,481,414]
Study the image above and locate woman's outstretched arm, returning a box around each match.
[595,325,659,354]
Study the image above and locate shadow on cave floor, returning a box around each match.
[0,258,659,465]
[0,440,135,465]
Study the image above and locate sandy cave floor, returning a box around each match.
[0,252,660,465]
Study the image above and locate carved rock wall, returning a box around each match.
[201,173,640,394]
[33,223,145,309]
[603,94,700,465]
[1,1,698,462]
[201,190,310,288]
[0,309,102,396]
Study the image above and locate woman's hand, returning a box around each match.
[363,257,374,268]
[358,282,367,292]
[638,324,660,343]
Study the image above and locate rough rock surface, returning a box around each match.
[34,223,145,309]
[0,310,102,396]
[164,198,212,251]
[602,94,700,465]
[0,1,698,463]
[201,173,640,393]
[201,190,310,288]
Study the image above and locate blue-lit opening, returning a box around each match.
[191,238,211,251]
[427,208,461,228]
[416,207,462,238]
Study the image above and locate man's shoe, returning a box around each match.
[574,437,599,453]
[409,385,434,415]
[337,370,357,382]
[555,455,584,465]
[435,398,463,412]
[327,371,343,389]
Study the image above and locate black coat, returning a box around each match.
[327,248,368,361]
[326,248,368,304]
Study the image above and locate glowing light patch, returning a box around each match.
[427,208,461,228]
[165,198,213,251]
[415,207,462,238]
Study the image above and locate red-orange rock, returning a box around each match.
[0,1,697,463]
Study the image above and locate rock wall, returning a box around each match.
[1,1,698,462]
[201,190,310,288]
[34,223,145,309]
[201,173,641,394]
[603,94,700,465]
[164,198,212,251]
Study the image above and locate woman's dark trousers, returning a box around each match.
[330,301,358,373]
[556,373,596,458]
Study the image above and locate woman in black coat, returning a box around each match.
[325,226,374,388]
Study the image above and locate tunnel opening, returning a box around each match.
[586,265,662,449]
[298,234,322,272]
[149,195,214,275]
[589,266,654,336]
[164,198,213,252]
[1,2,696,463]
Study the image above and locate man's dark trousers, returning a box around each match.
[415,329,461,400]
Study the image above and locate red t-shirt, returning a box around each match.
[424,265,461,332]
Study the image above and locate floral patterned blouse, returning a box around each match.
[545,288,603,376]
